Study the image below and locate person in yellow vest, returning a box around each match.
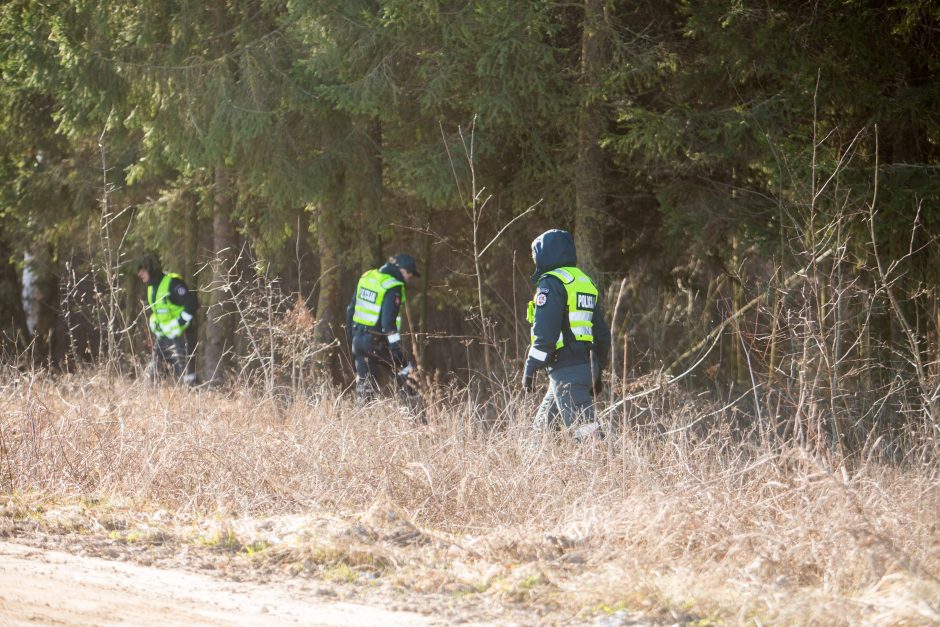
[137,254,199,385]
[346,254,420,402]
[522,230,610,439]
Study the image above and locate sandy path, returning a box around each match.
[0,541,442,626]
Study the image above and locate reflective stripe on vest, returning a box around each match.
[351,269,405,330]
[147,273,187,338]
[526,266,598,350]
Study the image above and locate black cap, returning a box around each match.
[392,253,420,277]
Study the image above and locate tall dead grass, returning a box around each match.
[1,366,936,608]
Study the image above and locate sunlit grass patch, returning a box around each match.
[1,371,937,624]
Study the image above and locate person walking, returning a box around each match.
[346,254,420,403]
[137,254,199,384]
[521,229,611,439]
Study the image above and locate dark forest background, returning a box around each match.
[1,1,939,449]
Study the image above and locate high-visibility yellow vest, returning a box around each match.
[352,269,405,330]
[147,273,188,338]
[527,266,598,349]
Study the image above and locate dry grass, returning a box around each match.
[1,367,938,625]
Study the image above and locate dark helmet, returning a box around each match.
[136,253,162,277]
[390,253,420,277]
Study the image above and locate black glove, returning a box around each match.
[389,342,407,369]
[591,375,605,397]
[522,371,535,393]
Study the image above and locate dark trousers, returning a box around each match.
[533,362,602,439]
[351,332,392,401]
[352,331,420,401]
[149,325,197,382]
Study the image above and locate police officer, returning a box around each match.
[346,254,420,402]
[521,230,611,439]
[137,254,199,384]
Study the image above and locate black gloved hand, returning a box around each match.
[591,375,605,397]
[389,342,407,369]
[522,371,535,393]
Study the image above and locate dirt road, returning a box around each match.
[0,541,447,626]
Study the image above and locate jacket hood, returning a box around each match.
[531,229,577,281]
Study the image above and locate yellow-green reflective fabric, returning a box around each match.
[545,267,597,343]
[352,269,405,329]
[147,273,186,338]
[527,266,598,350]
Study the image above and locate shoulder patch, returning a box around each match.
[536,286,549,294]
[175,285,187,296]
[393,294,401,306]
[535,292,548,307]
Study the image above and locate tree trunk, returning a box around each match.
[180,189,207,377]
[313,183,344,380]
[181,190,200,284]
[353,116,385,270]
[204,165,238,382]
[0,236,27,354]
[281,206,317,303]
[415,227,433,370]
[574,0,609,280]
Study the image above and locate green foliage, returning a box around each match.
[1,0,938,401]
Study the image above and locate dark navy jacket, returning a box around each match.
[523,230,611,377]
[346,262,405,338]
